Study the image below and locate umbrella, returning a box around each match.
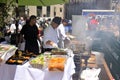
[18,0,68,6]
[0,0,68,6]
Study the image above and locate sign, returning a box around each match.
[82,9,117,19]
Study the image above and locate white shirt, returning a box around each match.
[43,25,59,48]
[36,23,40,28]
[58,24,66,40]
[10,23,22,33]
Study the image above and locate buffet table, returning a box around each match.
[0,44,17,63]
[0,50,75,80]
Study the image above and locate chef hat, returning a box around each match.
[52,17,61,25]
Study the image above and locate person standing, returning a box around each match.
[19,15,41,54]
[87,16,99,31]
[57,19,70,48]
[10,20,22,45]
[43,17,61,52]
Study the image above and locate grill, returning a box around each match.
[69,40,92,80]
[68,40,86,53]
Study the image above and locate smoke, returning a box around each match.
[72,15,86,41]
[72,14,120,53]
[72,15,95,51]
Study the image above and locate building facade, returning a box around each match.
[19,4,65,19]
[65,0,113,19]
[18,0,120,19]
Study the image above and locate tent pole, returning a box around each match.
[15,0,19,47]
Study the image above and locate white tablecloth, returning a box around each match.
[0,55,75,80]
[0,44,17,64]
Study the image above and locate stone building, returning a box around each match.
[19,4,65,19]
[18,0,120,19]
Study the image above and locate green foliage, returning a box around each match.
[0,0,16,28]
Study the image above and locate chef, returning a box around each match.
[57,19,70,48]
[43,17,62,52]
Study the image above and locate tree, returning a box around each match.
[0,0,16,38]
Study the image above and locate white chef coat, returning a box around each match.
[58,24,66,39]
[43,25,59,48]
[57,24,67,48]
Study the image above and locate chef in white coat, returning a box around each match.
[57,19,69,48]
[43,17,61,52]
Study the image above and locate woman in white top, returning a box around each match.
[10,20,22,45]
[10,21,22,34]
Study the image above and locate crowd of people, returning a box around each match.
[2,15,71,54]
[86,15,120,39]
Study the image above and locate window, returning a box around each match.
[60,8,62,12]
[47,6,50,17]
[37,6,42,17]
[54,12,56,16]
[18,6,25,17]
[54,7,56,16]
